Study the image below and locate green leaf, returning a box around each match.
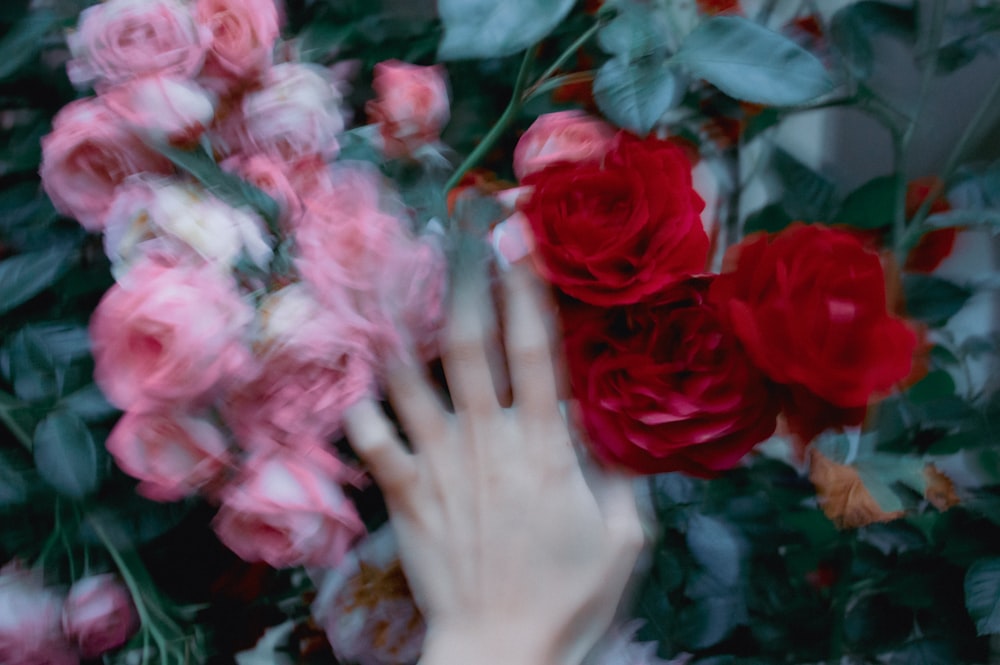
[907,370,957,404]
[0,452,28,507]
[32,409,101,499]
[677,593,742,650]
[742,202,793,234]
[965,558,1000,635]
[834,175,897,230]
[902,274,974,326]
[685,513,742,587]
[0,244,76,315]
[673,17,833,107]
[830,2,915,81]
[149,142,280,232]
[879,639,956,665]
[437,0,575,60]
[924,208,1000,233]
[59,383,118,423]
[0,9,57,80]
[6,326,60,402]
[596,4,670,61]
[772,149,837,221]
[593,55,681,135]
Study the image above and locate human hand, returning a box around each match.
[343,255,644,665]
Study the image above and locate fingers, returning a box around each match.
[442,243,500,416]
[343,400,416,502]
[384,358,449,451]
[502,262,561,420]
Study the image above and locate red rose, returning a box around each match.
[904,177,956,273]
[564,277,779,476]
[710,224,916,440]
[522,132,708,306]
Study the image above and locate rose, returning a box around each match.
[103,76,216,145]
[521,132,708,306]
[512,111,615,181]
[106,410,233,501]
[233,63,344,162]
[0,565,77,665]
[312,527,425,665]
[294,164,409,303]
[221,284,374,451]
[709,223,916,440]
[66,0,209,89]
[90,256,254,411]
[103,176,272,272]
[40,98,173,231]
[195,0,281,94]
[366,60,449,159]
[61,575,139,659]
[212,449,365,568]
[564,277,779,476]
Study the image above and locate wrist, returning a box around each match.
[418,623,577,665]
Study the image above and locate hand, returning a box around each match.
[344,257,644,665]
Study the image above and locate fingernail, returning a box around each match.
[491,212,533,270]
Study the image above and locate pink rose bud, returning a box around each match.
[367,60,450,159]
[232,63,345,163]
[106,410,233,501]
[212,449,365,569]
[90,256,255,412]
[66,0,210,89]
[221,155,303,227]
[61,575,139,659]
[103,76,217,146]
[512,110,616,181]
[0,564,78,665]
[196,0,281,95]
[39,98,173,232]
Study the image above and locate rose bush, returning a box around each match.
[564,277,779,476]
[521,132,708,306]
[710,223,916,440]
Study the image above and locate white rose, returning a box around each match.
[103,75,217,144]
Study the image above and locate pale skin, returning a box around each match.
[343,255,645,665]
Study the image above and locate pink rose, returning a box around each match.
[40,98,173,231]
[312,527,425,665]
[66,0,209,89]
[61,575,138,659]
[90,256,254,412]
[106,410,233,501]
[367,60,450,159]
[196,0,281,94]
[294,164,409,301]
[212,449,365,569]
[221,155,303,226]
[513,111,616,181]
[0,564,77,665]
[221,284,374,451]
[232,63,344,162]
[103,76,217,146]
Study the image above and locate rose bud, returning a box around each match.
[367,60,450,159]
[61,575,139,659]
[513,111,615,181]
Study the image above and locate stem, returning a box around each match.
[0,402,33,452]
[892,0,945,249]
[523,70,596,102]
[522,21,603,101]
[443,49,534,196]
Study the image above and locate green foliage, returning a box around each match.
[673,17,834,107]
[0,244,76,315]
[836,175,897,230]
[32,409,102,499]
[902,274,974,327]
[965,558,1000,635]
[830,1,916,81]
[437,0,575,60]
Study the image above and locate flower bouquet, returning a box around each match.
[1,0,999,663]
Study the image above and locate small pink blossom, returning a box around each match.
[90,256,254,412]
[232,63,345,162]
[221,284,374,452]
[106,410,233,501]
[513,111,616,181]
[39,97,173,231]
[196,0,281,95]
[221,155,303,226]
[103,75,217,145]
[0,564,77,665]
[367,60,450,159]
[61,575,139,659]
[213,449,365,569]
[66,0,210,89]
